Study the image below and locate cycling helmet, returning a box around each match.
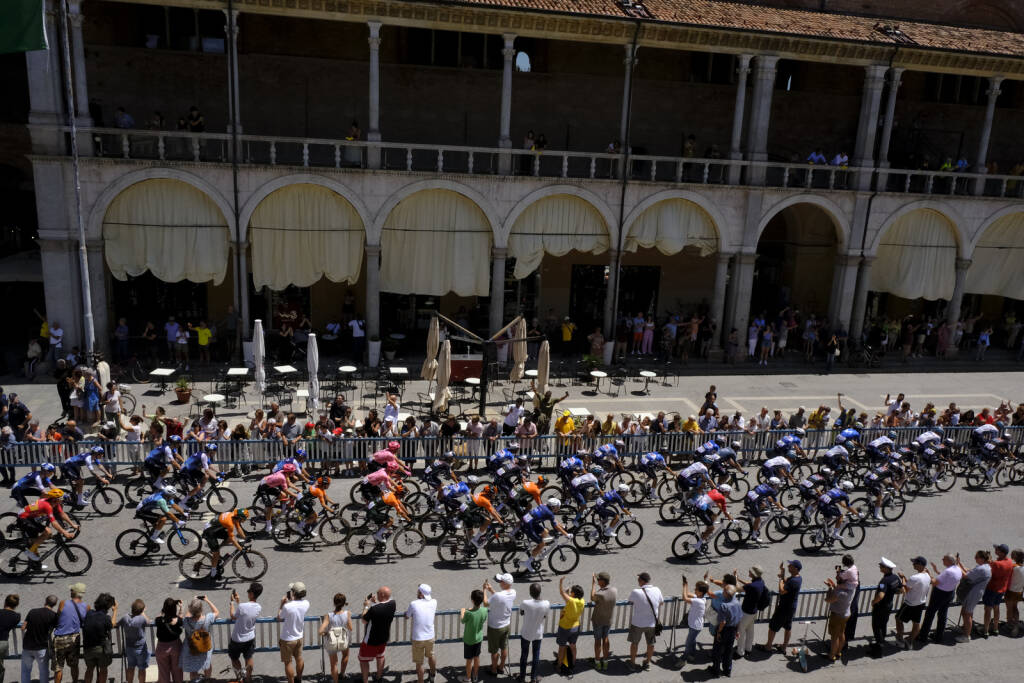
[575,449,590,458]
[839,480,854,491]
[547,497,561,508]
[466,475,479,484]
[515,453,529,462]
[1004,431,1014,440]
[835,435,846,444]
[616,483,630,493]
[887,431,898,440]
[40,463,56,473]
[820,467,833,477]
[281,463,298,474]
[943,438,956,447]
[794,428,806,437]
[933,426,945,437]
[387,441,401,452]
[204,442,218,452]
[717,483,732,494]
[316,476,331,488]
[767,476,782,487]
[90,446,105,455]
[730,441,742,450]
[441,451,456,461]
[614,440,626,449]
[294,448,307,459]
[714,436,727,447]
[590,465,606,478]
[169,434,183,443]
[44,488,66,499]
[234,508,250,520]
[507,442,521,452]
[162,486,181,499]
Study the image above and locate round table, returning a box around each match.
[465,377,480,385]
[202,393,225,414]
[337,365,358,400]
[389,333,406,340]
[589,370,608,393]
[525,369,538,378]
[339,365,357,373]
[639,370,657,393]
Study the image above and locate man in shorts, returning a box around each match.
[590,572,617,670]
[229,582,263,683]
[52,583,89,683]
[404,584,436,683]
[483,574,516,676]
[278,582,309,683]
[895,557,930,648]
[824,574,854,662]
[359,587,396,683]
[627,572,662,671]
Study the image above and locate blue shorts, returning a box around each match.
[60,464,83,481]
[523,522,545,543]
[594,505,617,520]
[982,589,1004,607]
[592,624,610,640]
[743,500,764,518]
[677,476,698,492]
[124,643,150,670]
[818,504,841,519]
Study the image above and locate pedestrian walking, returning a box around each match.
[917,554,962,643]
[117,599,151,683]
[179,597,218,681]
[228,583,263,683]
[405,585,437,683]
[761,560,802,653]
[153,599,184,683]
[517,584,549,683]
[734,565,766,657]
[709,585,742,677]
[319,594,353,683]
[589,572,617,670]
[483,574,516,677]
[627,572,663,671]
[19,594,57,683]
[869,557,902,656]
[359,587,396,683]
[681,577,708,664]
[460,589,487,683]
[895,557,930,648]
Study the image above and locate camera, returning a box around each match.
[196,595,206,600]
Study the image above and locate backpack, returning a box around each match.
[187,620,212,655]
[324,623,349,653]
[757,586,773,612]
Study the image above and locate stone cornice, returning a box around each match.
[94,0,1024,77]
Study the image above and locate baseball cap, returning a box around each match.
[596,571,611,582]
[638,572,651,582]
[69,583,86,597]
[418,584,432,598]
[495,573,513,585]
[288,581,306,594]
[750,565,764,578]
[880,557,896,569]
[787,559,802,570]
[995,543,1010,555]
[910,556,927,566]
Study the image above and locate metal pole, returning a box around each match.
[227,0,244,361]
[59,0,95,358]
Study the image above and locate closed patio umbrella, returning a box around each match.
[421,316,439,381]
[509,318,527,381]
[537,339,550,397]
[432,339,451,414]
[253,319,266,396]
[307,333,320,414]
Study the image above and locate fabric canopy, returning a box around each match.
[966,213,1024,299]
[381,190,492,296]
[249,184,364,290]
[508,194,609,279]
[624,199,718,256]
[870,209,958,300]
[102,179,230,284]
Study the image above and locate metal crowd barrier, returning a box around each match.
[0,426,1018,469]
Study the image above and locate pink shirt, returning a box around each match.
[262,472,287,489]
[372,449,397,465]
[364,469,390,487]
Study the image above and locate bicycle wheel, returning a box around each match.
[130,361,148,384]
[0,512,19,542]
[166,528,202,558]
[436,536,468,564]
[205,486,237,514]
[272,520,304,548]
[346,531,379,558]
[727,476,750,502]
[654,477,676,500]
[658,499,684,523]
[778,486,803,509]
[418,517,449,543]
[901,477,923,500]
[499,550,520,575]
[714,527,744,557]
[54,544,92,575]
[340,503,369,529]
[0,545,30,577]
[799,528,826,553]
[348,480,364,504]
[964,469,986,489]
[880,494,906,521]
[573,523,602,551]
[115,529,152,560]
[318,517,351,546]
[179,552,214,581]
[232,550,269,580]
[615,520,644,548]
[392,527,426,557]
[764,515,792,543]
[403,492,431,520]
[995,467,1011,487]
[547,544,580,574]
[623,480,648,506]
[121,392,137,415]
[123,477,151,505]
[838,523,866,550]
[90,486,124,516]
[672,531,702,560]
[934,470,957,492]
[540,485,563,502]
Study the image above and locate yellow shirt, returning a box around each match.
[558,597,584,629]
[682,419,702,434]
[197,327,212,346]
[808,410,825,429]
[555,416,574,435]
[561,322,576,342]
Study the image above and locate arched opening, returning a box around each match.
[751,204,840,319]
[965,212,1024,348]
[507,194,609,344]
[380,189,493,334]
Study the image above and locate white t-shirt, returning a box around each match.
[231,602,262,642]
[687,596,706,630]
[519,599,550,642]
[628,585,663,628]
[404,598,437,641]
[50,327,64,346]
[487,589,517,629]
[904,572,931,606]
[503,405,524,427]
[279,599,310,642]
[104,390,121,412]
[124,423,142,443]
[348,320,365,338]
[1009,565,1024,594]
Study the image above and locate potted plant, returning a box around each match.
[367,335,382,368]
[382,337,399,361]
[174,376,192,404]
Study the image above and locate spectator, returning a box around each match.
[82,593,117,683]
[229,583,263,683]
[956,550,992,642]
[838,554,860,660]
[1,594,20,683]
[555,577,584,675]
[734,565,766,658]
[52,583,89,683]
[118,599,150,683]
[154,598,184,683]
[984,543,1014,636]
[460,589,487,683]
[627,572,662,671]
[710,585,741,677]
[279,583,309,683]
[824,572,855,663]
[807,148,826,164]
[918,554,962,643]
[114,107,135,129]
[180,597,218,681]
[20,594,58,683]
[319,594,353,683]
[761,560,802,653]
[681,577,708,664]
[405,585,437,683]
[359,587,396,683]
[870,557,902,657]
[895,557,930,648]
[503,399,525,436]
[1007,548,1024,637]
[590,572,617,670]
[518,583,549,683]
[483,574,516,677]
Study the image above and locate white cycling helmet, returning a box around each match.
[839,480,854,491]
[616,483,629,494]
[547,497,561,508]
[768,476,782,487]
[730,441,742,450]
[794,428,806,437]
[820,467,833,477]
[466,475,479,484]
[717,483,732,494]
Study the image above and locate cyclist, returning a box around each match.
[202,508,250,578]
[796,467,832,521]
[760,452,796,484]
[815,480,858,538]
[16,488,76,564]
[135,486,188,544]
[704,444,744,487]
[11,463,56,507]
[60,446,113,507]
[694,438,722,458]
[637,451,675,498]
[256,464,300,533]
[837,426,862,449]
[492,454,530,497]
[179,444,219,506]
[370,441,411,477]
[272,448,311,483]
[557,451,587,491]
[863,460,905,520]
[518,498,570,571]
[675,459,715,494]
[421,451,459,492]
[357,466,399,502]
[509,478,543,518]
[970,422,1000,450]
[714,442,745,476]
[438,479,473,516]
[914,426,943,448]
[591,440,627,474]
[593,483,632,538]
[688,483,733,553]
[743,477,784,543]
[293,476,336,537]
[977,440,1008,482]
[464,486,504,548]
[486,443,519,476]
[866,431,897,467]
[772,429,805,458]
[568,468,602,510]
[143,436,182,487]
[367,489,413,541]
[819,443,851,475]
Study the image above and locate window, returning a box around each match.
[926,73,988,106]
[775,60,798,91]
[689,52,735,84]
[140,6,224,53]
[399,28,501,69]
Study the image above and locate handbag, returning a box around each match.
[641,587,663,637]
[187,620,212,655]
[324,624,349,653]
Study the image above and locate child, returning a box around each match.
[682,577,708,663]
[460,589,487,683]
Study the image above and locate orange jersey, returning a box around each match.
[471,493,496,517]
[521,481,542,505]
[381,491,401,508]
[307,486,328,506]
[217,511,237,536]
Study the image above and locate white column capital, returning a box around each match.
[502,33,516,48]
[736,54,752,73]
[716,251,734,264]
[753,55,779,75]
[987,76,1004,97]
[502,47,515,60]
[623,43,637,67]
[864,63,888,85]
[222,8,240,34]
[888,66,905,83]
[367,20,382,48]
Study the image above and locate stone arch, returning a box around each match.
[622,189,728,249]
[868,200,966,257]
[967,205,1024,257]
[755,194,850,250]
[371,178,499,246]
[239,174,372,244]
[499,184,617,249]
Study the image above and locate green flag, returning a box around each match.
[0,0,48,54]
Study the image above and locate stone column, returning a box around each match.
[711,252,733,348]
[222,9,242,134]
[619,44,637,149]
[27,1,65,153]
[851,65,887,190]
[366,21,383,169]
[85,240,110,356]
[973,76,1003,195]
[489,248,507,335]
[744,55,779,185]
[848,256,874,343]
[829,253,861,330]
[875,67,904,188]
[603,250,619,340]
[365,244,381,338]
[39,238,82,348]
[729,253,757,338]
[497,34,515,174]
[727,55,752,185]
[236,241,251,337]
[67,2,92,123]
[946,258,972,326]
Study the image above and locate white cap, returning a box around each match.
[495,573,514,585]
[418,584,432,597]
[880,557,896,569]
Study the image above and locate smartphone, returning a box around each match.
[196,595,206,600]
[367,593,374,601]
